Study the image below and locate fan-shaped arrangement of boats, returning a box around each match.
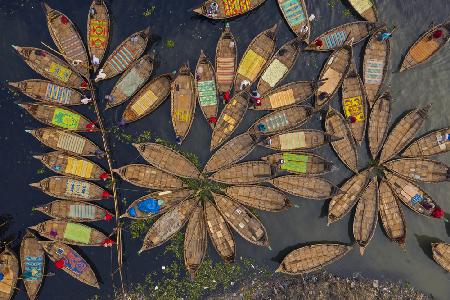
[347,0,378,22]
[260,129,338,151]
[432,242,450,272]
[383,158,450,183]
[368,92,391,159]
[402,127,450,158]
[277,0,311,41]
[215,23,237,94]
[184,204,207,278]
[35,200,113,222]
[193,0,266,19]
[261,152,334,176]
[20,230,45,300]
[210,161,272,184]
[0,247,19,300]
[87,0,110,72]
[253,81,315,110]
[195,50,218,126]
[268,175,337,200]
[224,185,291,212]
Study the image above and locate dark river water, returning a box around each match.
[1,0,449,299]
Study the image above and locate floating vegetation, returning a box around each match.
[343,9,352,17]
[36,167,45,174]
[129,219,154,239]
[166,39,175,49]
[142,5,156,17]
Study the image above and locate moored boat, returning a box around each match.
[193,0,266,19]
[432,242,450,272]
[34,200,113,222]
[368,92,391,159]
[210,161,272,184]
[402,127,450,158]
[347,0,378,22]
[215,24,237,94]
[383,158,450,183]
[20,230,45,300]
[253,81,315,111]
[277,0,311,41]
[259,129,339,151]
[184,204,207,279]
[224,185,291,212]
[195,50,218,127]
[267,175,337,200]
[87,0,110,72]
[0,247,19,300]
[261,152,334,176]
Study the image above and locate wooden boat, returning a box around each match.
[234,24,278,92]
[383,158,450,183]
[43,3,90,77]
[328,169,371,225]
[0,247,19,300]
[105,53,155,109]
[40,241,99,288]
[378,178,406,246]
[33,152,107,181]
[379,104,431,163]
[210,161,272,184]
[363,27,391,107]
[315,45,352,109]
[133,142,201,178]
[210,90,249,150]
[402,127,450,158]
[30,176,108,201]
[122,74,172,123]
[259,129,339,151]
[139,197,198,252]
[368,92,391,159]
[12,46,86,89]
[341,62,368,145]
[400,22,450,72]
[347,0,378,22]
[432,242,450,272]
[213,193,269,247]
[261,152,334,176]
[121,189,194,219]
[8,79,84,105]
[26,128,102,157]
[277,0,311,42]
[95,27,150,82]
[35,200,113,222]
[268,175,337,200]
[224,185,291,212]
[193,0,266,19]
[195,50,218,126]
[184,204,207,278]
[171,65,196,143]
[204,201,235,262]
[30,220,110,246]
[113,164,185,190]
[256,38,302,95]
[276,243,352,275]
[18,103,96,132]
[87,0,110,72]
[215,24,237,94]
[306,21,377,51]
[204,132,256,173]
[253,81,315,111]
[20,230,45,300]
[325,107,358,173]
[353,178,378,255]
[248,105,313,136]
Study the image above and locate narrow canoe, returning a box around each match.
[268,175,337,200]
[216,24,237,94]
[213,193,269,247]
[210,90,249,150]
[400,22,450,72]
[402,127,450,158]
[277,0,311,42]
[204,201,235,262]
[26,128,102,157]
[325,107,358,173]
[87,0,110,73]
[368,92,391,159]
[105,53,155,110]
[383,158,450,183]
[33,152,107,181]
[315,45,352,109]
[363,27,391,107]
[20,230,45,300]
[253,81,315,111]
[8,79,84,105]
[234,24,278,92]
[347,0,378,22]
[30,176,109,201]
[328,169,371,225]
[139,197,198,252]
[133,142,201,178]
[43,3,89,77]
[195,50,218,126]
[256,38,302,95]
[259,129,339,151]
[121,189,194,219]
[18,103,96,132]
[261,152,334,176]
[184,204,207,279]
[12,46,86,89]
[379,178,406,246]
[34,200,113,222]
[171,65,196,143]
[306,21,377,51]
[341,62,368,145]
[122,74,172,123]
[432,243,450,272]
[379,104,431,163]
[210,161,272,184]
[95,27,150,82]
[276,243,353,275]
[40,241,99,288]
[204,132,256,173]
[193,0,266,19]
[30,220,110,246]
[113,164,185,190]
[0,247,19,300]
[224,185,291,212]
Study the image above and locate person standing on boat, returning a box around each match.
[378,27,396,42]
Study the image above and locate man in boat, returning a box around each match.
[206,2,219,17]
[378,27,396,42]
[250,91,262,107]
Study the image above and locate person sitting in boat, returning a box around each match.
[432,29,444,39]
[207,2,219,17]
[176,136,183,145]
[223,90,231,104]
[300,25,309,35]
[95,68,107,82]
[319,91,329,101]
[348,116,357,124]
[89,7,96,16]
[92,55,100,66]
[240,80,250,91]
[250,91,262,107]
[257,123,268,133]
[378,27,396,42]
